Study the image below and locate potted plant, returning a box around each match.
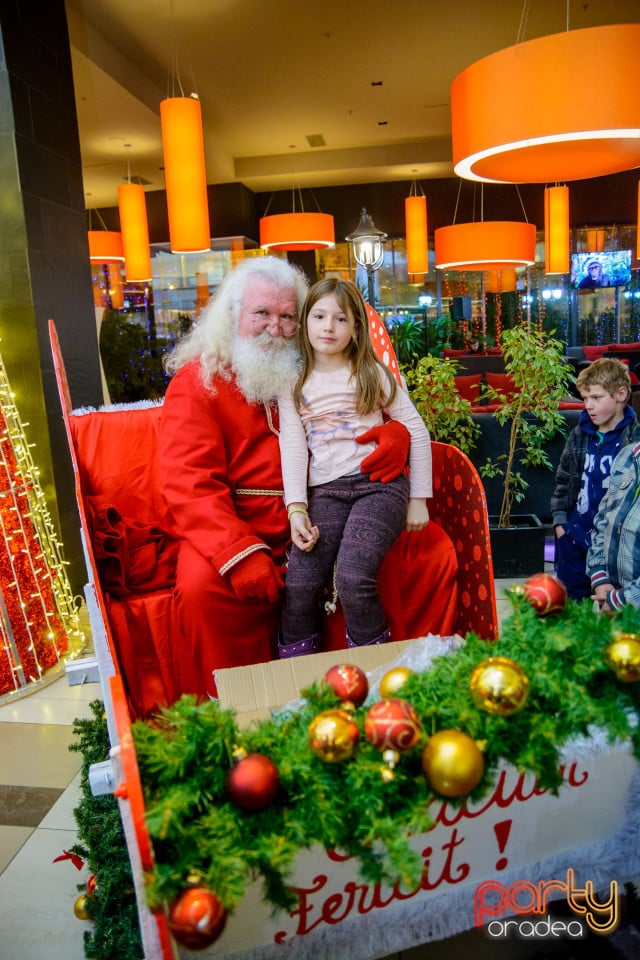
[390,315,426,365]
[478,325,574,576]
[404,355,481,455]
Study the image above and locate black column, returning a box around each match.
[0,0,103,591]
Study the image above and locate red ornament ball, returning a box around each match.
[364,698,422,754]
[226,753,279,811]
[86,873,98,896]
[324,663,369,707]
[168,886,227,951]
[522,572,567,616]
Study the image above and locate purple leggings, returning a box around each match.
[282,472,410,645]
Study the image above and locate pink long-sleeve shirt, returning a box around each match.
[278,364,432,507]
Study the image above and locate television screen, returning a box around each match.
[571,250,632,290]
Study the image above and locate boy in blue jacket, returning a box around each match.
[551,358,640,599]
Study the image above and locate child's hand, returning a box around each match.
[290,512,320,552]
[592,583,612,613]
[406,498,429,532]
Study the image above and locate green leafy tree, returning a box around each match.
[479,325,574,527]
[404,355,481,455]
[390,316,426,365]
[99,310,169,402]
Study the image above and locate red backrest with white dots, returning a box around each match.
[366,303,402,385]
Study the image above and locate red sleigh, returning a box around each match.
[49,317,498,958]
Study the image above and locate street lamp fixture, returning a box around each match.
[346,207,387,305]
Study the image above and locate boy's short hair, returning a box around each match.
[576,357,631,400]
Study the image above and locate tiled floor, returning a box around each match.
[0,675,97,960]
[2,577,639,960]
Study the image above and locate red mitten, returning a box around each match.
[228,551,285,602]
[357,420,410,483]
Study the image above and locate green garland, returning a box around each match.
[69,700,144,960]
[132,594,640,917]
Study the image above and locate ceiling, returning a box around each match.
[66,0,640,210]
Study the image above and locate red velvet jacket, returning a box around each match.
[158,360,290,575]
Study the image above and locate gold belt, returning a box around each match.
[235,487,284,497]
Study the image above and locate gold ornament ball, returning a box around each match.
[604,634,640,682]
[379,667,415,699]
[308,708,359,762]
[73,893,94,920]
[421,730,484,798]
[469,657,530,716]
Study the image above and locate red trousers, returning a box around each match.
[173,519,459,700]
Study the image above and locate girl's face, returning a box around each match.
[306,294,356,364]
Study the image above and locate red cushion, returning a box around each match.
[582,344,608,360]
[454,373,482,403]
[485,372,519,401]
[613,358,639,384]
[485,346,502,355]
[606,342,640,353]
[443,348,467,357]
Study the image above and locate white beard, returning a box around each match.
[231,333,301,404]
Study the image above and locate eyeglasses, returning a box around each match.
[250,312,299,336]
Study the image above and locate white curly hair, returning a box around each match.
[163,256,309,384]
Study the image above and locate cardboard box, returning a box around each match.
[216,638,415,725]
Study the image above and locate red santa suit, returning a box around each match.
[159,359,458,699]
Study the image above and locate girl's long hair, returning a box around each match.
[293,278,397,414]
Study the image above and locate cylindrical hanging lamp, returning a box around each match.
[586,228,605,253]
[485,268,517,293]
[434,221,536,271]
[637,182,640,262]
[88,231,124,262]
[405,194,428,275]
[118,183,152,282]
[107,262,124,309]
[544,186,570,275]
[259,212,335,251]
[451,24,640,183]
[160,96,211,254]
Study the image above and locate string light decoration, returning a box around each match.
[0,353,86,697]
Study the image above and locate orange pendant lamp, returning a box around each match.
[405,188,428,276]
[637,182,640,262]
[259,212,335,251]
[88,231,124,262]
[586,228,605,253]
[118,183,152,282]
[485,268,517,294]
[451,24,640,183]
[160,96,211,253]
[544,186,570,275]
[107,262,124,309]
[434,221,536,271]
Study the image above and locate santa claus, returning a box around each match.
[159,257,457,699]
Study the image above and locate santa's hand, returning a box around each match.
[357,421,410,483]
[228,551,284,602]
